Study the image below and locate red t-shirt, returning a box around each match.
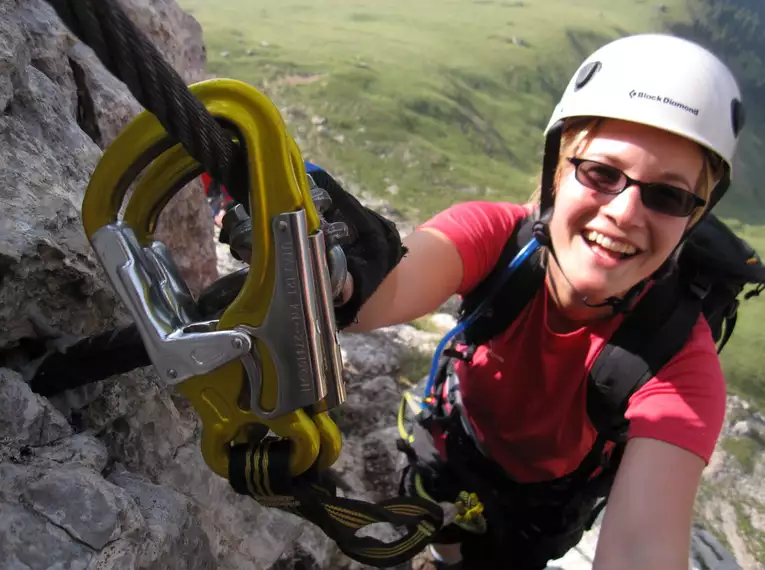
[201,173,233,205]
[418,201,727,483]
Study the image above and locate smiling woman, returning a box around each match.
[545,117,721,324]
[331,32,747,570]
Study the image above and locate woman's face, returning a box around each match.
[548,119,705,308]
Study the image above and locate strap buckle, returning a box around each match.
[689,279,711,300]
[81,78,345,479]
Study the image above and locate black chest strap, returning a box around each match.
[587,273,703,442]
[458,210,546,347]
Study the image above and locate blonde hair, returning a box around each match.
[528,117,723,228]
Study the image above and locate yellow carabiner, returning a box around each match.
[81,78,343,478]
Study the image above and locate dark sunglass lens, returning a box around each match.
[578,161,624,193]
[641,184,696,217]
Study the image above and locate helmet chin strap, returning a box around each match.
[581,286,645,313]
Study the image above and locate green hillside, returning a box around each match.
[181,0,694,215]
[179,0,765,409]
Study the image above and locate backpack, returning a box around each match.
[453,209,765,444]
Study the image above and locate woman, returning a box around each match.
[329,33,745,569]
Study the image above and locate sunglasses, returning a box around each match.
[567,157,706,218]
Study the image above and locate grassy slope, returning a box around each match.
[182,0,687,214]
[180,0,765,409]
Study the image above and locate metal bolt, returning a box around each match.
[166,368,178,379]
[232,337,244,350]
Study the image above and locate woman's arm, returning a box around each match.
[593,317,726,570]
[344,227,464,332]
[592,436,704,570]
[341,199,530,333]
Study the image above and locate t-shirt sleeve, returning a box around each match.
[625,316,727,464]
[416,201,532,295]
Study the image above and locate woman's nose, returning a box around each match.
[601,184,646,227]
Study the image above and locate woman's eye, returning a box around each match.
[585,165,621,186]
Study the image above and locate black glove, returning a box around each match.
[218,163,406,329]
[305,164,407,329]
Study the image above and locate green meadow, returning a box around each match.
[180,0,765,409]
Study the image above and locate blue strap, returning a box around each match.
[305,161,323,174]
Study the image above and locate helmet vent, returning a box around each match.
[574,61,602,91]
[731,98,745,137]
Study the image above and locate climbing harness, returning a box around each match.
[35,0,457,566]
[397,392,488,536]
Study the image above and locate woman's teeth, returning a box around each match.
[583,230,637,257]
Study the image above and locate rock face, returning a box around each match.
[0,1,760,569]
[1,0,218,568]
[4,0,218,301]
[0,0,127,374]
[693,395,765,570]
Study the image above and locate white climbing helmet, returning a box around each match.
[544,33,744,173]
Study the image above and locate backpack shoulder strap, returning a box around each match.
[587,274,704,442]
[459,209,546,347]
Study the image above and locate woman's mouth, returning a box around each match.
[581,230,641,262]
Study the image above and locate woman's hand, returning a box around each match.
[345,227,464,332]
[307,166,464,332]
[218,164,465,333]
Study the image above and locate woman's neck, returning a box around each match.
[544,264,614,333]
